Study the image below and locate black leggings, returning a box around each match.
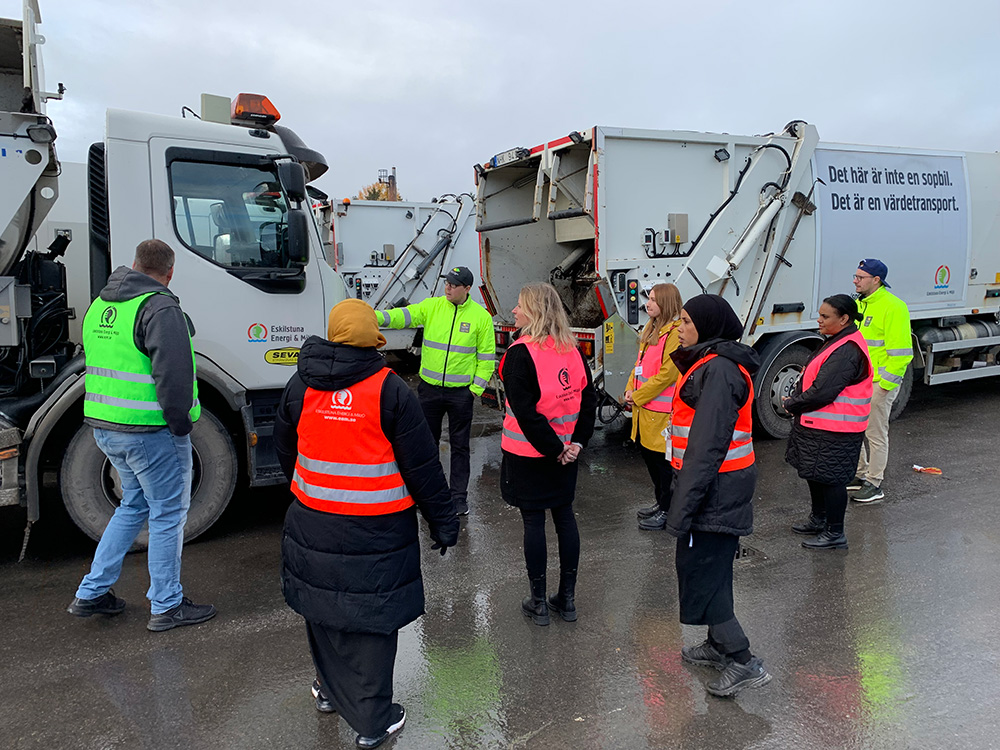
[808,480,848,531]
[520,505,580,579]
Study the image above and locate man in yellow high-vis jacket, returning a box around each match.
[68,240,215,632]
[849,258,913,503]
[377,266,495,516]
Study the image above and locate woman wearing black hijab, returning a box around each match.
[783,294,872,549]
[664,294,772,697]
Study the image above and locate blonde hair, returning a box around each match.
[517,283,575,352]
[639,283,683,346]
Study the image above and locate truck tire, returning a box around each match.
[60,410,237,548]
[888,363,913,421]
[753,343,812,440]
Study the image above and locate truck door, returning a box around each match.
[145,141,330,391]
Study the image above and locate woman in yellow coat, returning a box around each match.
[625,283,683,530]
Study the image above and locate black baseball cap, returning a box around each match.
[857,258,890,287]
[445,266,474,287]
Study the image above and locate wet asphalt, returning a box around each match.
[2,375,999,750]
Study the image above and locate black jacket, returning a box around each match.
[84,266,197,436]
[274,336,459,634]
[663,339,760,538]
[498,342,597,509]
[783,325,869,485]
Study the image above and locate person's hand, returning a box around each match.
[558,442,582,465]
[430,541,450,556]
[624,389,635,406]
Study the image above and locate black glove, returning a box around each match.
[430,541,449,556]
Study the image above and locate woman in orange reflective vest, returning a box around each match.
[625,283,683,531]
[273,299,459,749]
[500,283,596,626]
[664,294,772,698]
[783,294,873,550]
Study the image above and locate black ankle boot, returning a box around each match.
[521,576,550,626]
[548,569,577,622]
[792,514,827,535]
[802,527,848,550]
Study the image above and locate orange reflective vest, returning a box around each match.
[291,368,415,516]
[799,330,873,433]
[670,354,755,472]
[632,329,675,413]
[500,336,587,458]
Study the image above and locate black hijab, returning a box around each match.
[683,294,743,342]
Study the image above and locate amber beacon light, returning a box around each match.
[231,94,281,126]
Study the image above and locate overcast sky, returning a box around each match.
[15,0,1000,202]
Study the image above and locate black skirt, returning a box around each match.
[500,450,579,510]
[674,531,739,625]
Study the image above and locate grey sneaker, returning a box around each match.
[850,481,885,504]
[681,640,731,670]
[846,476,865,491]
[706,656,772,697]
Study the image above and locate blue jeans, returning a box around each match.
[75,428,193,613]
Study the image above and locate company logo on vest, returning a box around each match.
[248,323,268,342]
[100,307,118,328]
[934,265,951,289]
[331,389,354,410]
[557,367,571,390]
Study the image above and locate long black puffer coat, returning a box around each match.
[783,325,870,485]
[663,339,760,538]
[274,336,459,635]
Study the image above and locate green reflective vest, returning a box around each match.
[857,285,913,391]
[82,292,200,426]
[377,295,495,394]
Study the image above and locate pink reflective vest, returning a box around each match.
[799,329,873,433]
[500,336,587,458]
[632,326,677,413]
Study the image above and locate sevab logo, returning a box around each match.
[248,323,268,342]
[934,265,951,289]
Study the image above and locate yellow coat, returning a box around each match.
[629,321,681,453]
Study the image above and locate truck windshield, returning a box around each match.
[169,160,295,269]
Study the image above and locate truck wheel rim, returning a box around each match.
[769,364,801,415]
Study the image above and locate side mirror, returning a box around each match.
[277,161,307,204]
[286,210,309,265]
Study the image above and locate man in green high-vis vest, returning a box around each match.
[68,239,216,632]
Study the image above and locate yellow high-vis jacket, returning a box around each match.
[377,295,495,395]
[857,286,913,390]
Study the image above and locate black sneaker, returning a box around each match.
[706,656,772,697]
[455,499,469,516]
[681,640,731,670]
[356,703,405,749]
[846,476,865,491]
[636,503,660,520]
[147,597,217,632]
[802,529,848,550]
[67,589,126,617]
[311,678,335,713]
[638,510,668,531]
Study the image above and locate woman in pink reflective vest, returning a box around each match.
[500,283,597,626]
[625,283,683,531]
[783,294,873,550]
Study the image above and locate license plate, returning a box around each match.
[490,147,527,168]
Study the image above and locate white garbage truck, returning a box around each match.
[474,122,1000,436]
[0,2,346,551]
[313,193,481,353]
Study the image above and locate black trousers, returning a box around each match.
[418,381,474,503]
[520,504,580,579]
[307,622,398,737]
[637,437,673,512]
[808,480,848,531]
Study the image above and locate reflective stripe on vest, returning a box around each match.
[82,292,200,426]
[291,368,415,516]
[499,337,587,458]
[632,326,678,414]
[800,329,874,433]
[670,354,755,472]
